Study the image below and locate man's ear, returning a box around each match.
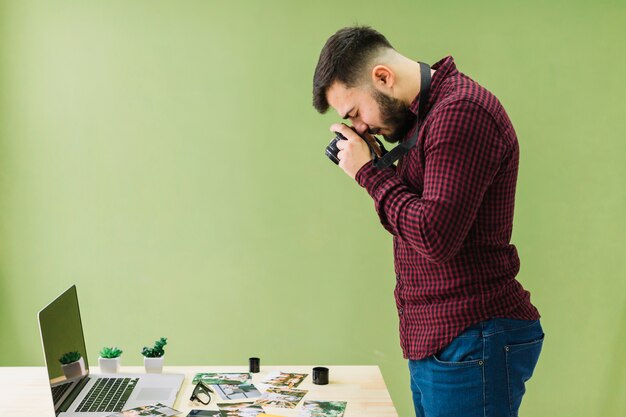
[372,65,395,89]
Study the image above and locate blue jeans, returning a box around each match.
[408,318,544,417]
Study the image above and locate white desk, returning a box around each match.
[0,365,399,416]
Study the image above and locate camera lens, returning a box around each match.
[325,132,346,165]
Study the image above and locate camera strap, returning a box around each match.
[373,61,432,169]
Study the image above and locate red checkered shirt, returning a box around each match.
[355,56,540,360]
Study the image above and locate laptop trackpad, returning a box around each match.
[136,387,172,401]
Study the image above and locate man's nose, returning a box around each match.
[353,121,369,136]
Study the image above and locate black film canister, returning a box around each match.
[312,366,329,385]
[249,357,260,373]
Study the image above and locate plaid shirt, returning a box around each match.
[355,56,540,360]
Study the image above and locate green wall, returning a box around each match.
[1,1,624,416]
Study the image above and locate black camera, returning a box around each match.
[325,132,346,165]
[325,131,385,165]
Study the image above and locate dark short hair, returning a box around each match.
[312,26,394,114]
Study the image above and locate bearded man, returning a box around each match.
[312,26,544,417]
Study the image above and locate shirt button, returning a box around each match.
[398,308,404,315]
[478,360,484,365]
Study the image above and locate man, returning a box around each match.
[312,26,544,417]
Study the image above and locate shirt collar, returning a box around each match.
[409,55,457,118]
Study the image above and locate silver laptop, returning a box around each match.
[38,285,184,416]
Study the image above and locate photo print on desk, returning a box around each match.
[217,401,264,417]
[299,401,348,417]
[105,403,181,417]
[214,383,262,401]
[192,373,251,385]
[260,372,308,388]
[255,387,308,408]
[186,411,221,417]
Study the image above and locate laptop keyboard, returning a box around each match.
[75,377,138,412]
[52,381,73,404]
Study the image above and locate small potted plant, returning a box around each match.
[99,346,123,374]
[141,337,167,373]
[59,351,85,379]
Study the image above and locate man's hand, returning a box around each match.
[330,123,374,179]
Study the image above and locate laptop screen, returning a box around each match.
[38,285,89,387]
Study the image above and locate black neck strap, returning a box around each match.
[374,61,431,169]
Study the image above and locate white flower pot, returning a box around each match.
[144,356,164,373]
[61,357,85,379]
[99,357,121,374]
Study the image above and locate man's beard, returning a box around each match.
[372,90,416,144]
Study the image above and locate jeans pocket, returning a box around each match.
[505,333,544,416]
[432,332,484,367]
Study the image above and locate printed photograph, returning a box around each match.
[186,411,221,417]
[261,372,308,388]
[192,373,251,385]
[255,387,308,409]
[105,403,180,417]
[299,401,348,417]
[213,383,261,401]
[216,401,265,417]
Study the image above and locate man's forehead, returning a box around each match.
[327,81,359,116]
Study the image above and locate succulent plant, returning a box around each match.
[99,346,123,359]
[141,337,167,358]
[59,351,82,365]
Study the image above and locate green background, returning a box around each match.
[1,1,624,416]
